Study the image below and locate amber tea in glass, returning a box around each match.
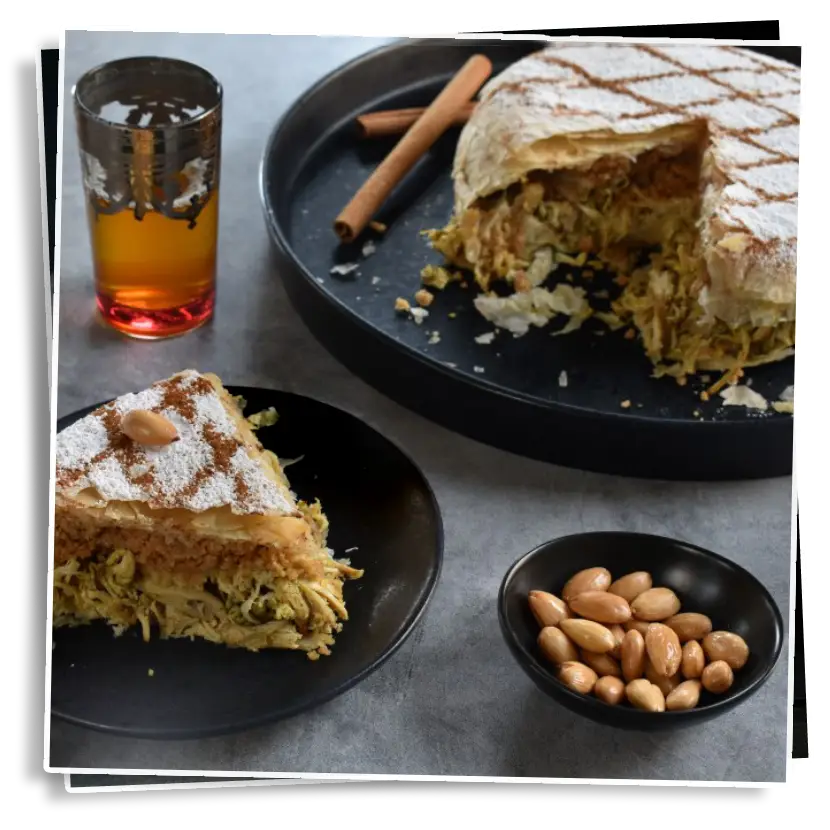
[73,57,223,338]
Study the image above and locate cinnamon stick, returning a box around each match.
[356,102,476,139]
[334,55,492,243]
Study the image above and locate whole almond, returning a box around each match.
[701,660,734,694]
[631,587,681,621]
[666,679,702,711]
[702,631,750,670]
[626,679,666,712]
[538,626,579,666]
[608,571,652,604]
[558,661,598,695]
[562,567,612,602]
[624,619,652,637]
[645,659,681,698]
[580,649,622,678]
[609,624,626,660]
[595,675,625,706]
[621,629,646,682]
[681,640,705,679]
[121,410,179,446]
[569,591,632,624]
[528,591,571,628]
[645,623,682,678]
[664,613,713,643]
[560,618,616,653]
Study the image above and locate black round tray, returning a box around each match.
[260,38,795,481]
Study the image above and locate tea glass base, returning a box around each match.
[96,290,215,340]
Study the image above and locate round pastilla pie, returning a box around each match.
[52,370,363,659]
[424,42,799,387]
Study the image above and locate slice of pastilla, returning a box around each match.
[53,370,363,658]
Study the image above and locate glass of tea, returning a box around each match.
[73,57,222,339]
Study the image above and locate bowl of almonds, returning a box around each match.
[497,532,784,730]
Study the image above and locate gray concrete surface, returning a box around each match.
[50,31,793,782]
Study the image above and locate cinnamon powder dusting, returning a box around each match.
[156,375,196,422]
[203,423,239,473]
[234,473,250,502]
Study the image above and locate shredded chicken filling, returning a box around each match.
[53,546,363,659]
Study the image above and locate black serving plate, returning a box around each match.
[50,386,443,739]
[260,38,796,481]
[498,532,785,731]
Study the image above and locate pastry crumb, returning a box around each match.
[428,331,441,345]
[558,370,568,388]
[415,288,434,308]
[410,307,429,325]
[772,400,794,414]
[620,400,632,409]
[369,220,387,234]
[361,240,377,258]
[394,297,411,313]
[330,262,360,276]
[371,276,381,286]
[720,384,769,411]
[473,366,485,374]
[421,264,459,290]
[148,668,155,677]
[475,331,497,345]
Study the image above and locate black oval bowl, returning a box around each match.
[498,532,784,731]
[51,386,444,740]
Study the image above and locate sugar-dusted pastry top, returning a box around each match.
[55,370,296,515]
[452,42,799,307]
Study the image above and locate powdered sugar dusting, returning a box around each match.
[726,200,798,241]
[735,161,798,197]
[760,124,800,157]
[713,135,777,167]
[656,45,765,72]
[56,370,296,516]
[691,97,784,131]
[710,69,800,97]
[627,73,725,107]
[553,43,677,80]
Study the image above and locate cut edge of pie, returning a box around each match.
[52,370,363,659]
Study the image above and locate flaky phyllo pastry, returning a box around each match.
[424,43,799,385]
[52,370,362,659]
